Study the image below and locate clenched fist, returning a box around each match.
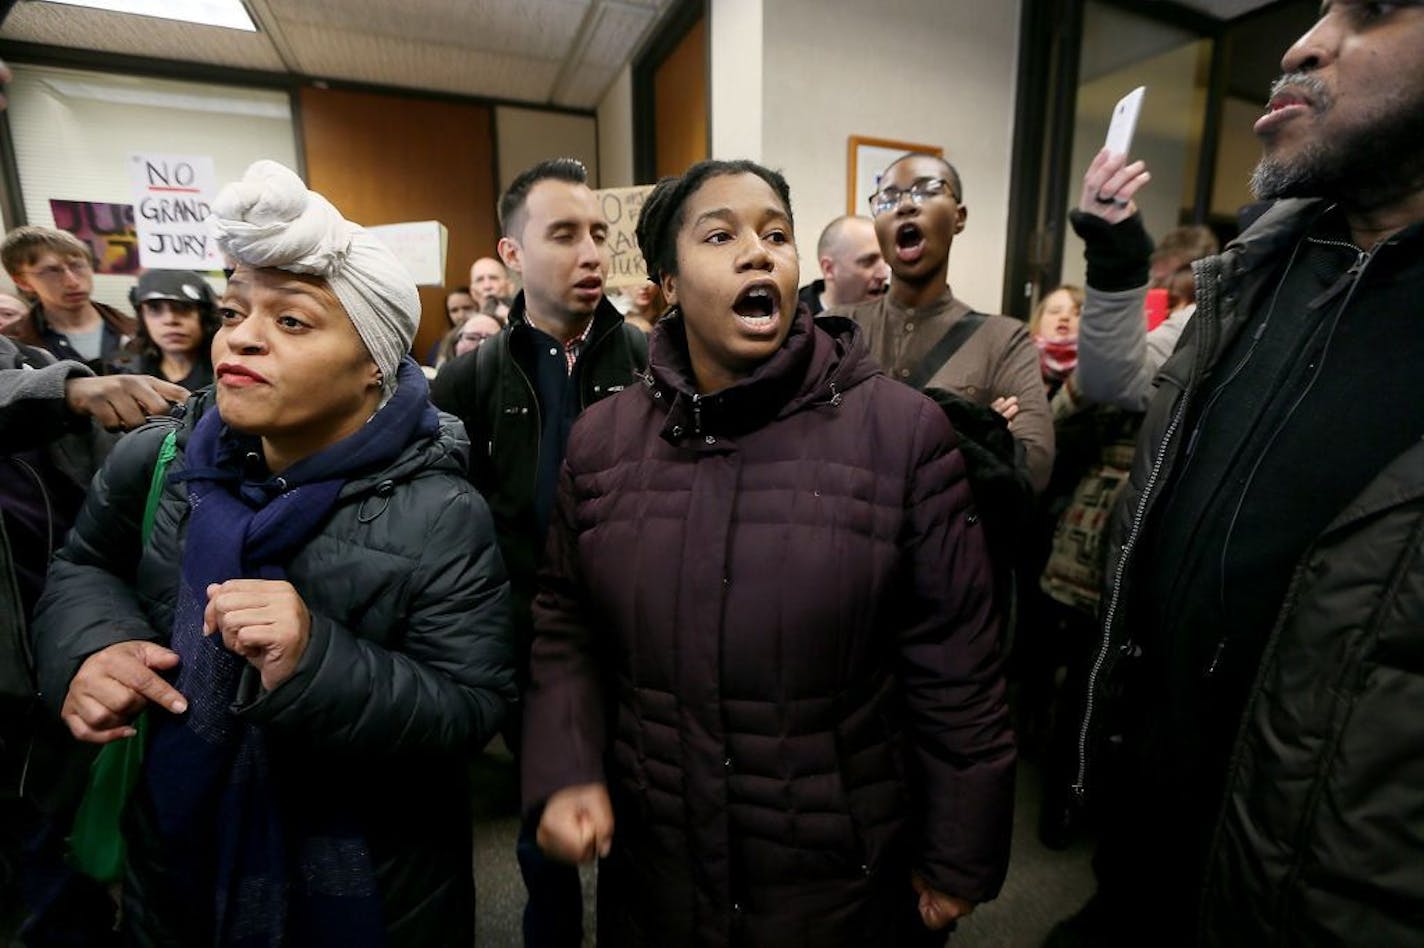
[203,579,311,691]
[537,782,614,864]
[911,872,975,931]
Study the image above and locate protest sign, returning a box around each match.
[595,185,653,290]
[129,153,222,270]
[367,221,448,286]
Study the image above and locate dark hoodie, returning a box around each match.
[522,309,1015,948]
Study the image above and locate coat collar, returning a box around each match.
[643,307,878,446]
[505,290,625,346]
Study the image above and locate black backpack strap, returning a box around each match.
[906,311,986,390]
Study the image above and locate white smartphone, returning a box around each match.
[1104,86,1146,157]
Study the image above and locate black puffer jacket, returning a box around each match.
[31,391,515,947]
[1078,199,1424,946]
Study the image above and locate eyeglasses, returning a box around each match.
[25,258,93,281]
[869,177,958,216]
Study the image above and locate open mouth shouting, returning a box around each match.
[731,279,782,337]
[894,222,926,265]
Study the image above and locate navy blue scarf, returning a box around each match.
[142,358,439,947]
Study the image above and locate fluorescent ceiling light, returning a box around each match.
[41,1,258,32]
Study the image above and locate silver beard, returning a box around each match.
[1250,73,1333,201]
[1250,72,1424,210]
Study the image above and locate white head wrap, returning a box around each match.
[208,160,418,397]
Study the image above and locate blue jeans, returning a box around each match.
[516,810,583,947]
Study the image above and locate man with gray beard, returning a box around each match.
[1048,4,1424,946]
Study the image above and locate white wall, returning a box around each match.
[494,106,599,190]
[759,0,1022,313]
[709,0,764,162]
[596,65,635,187]
[5,64,298,312]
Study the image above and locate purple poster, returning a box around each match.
[50,199,140,275]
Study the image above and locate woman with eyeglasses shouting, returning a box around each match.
[521,159,1014,946]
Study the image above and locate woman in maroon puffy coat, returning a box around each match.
[522,160,1014,947]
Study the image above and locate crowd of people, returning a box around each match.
[1,4,1421,946]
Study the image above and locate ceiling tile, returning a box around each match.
[1170,0,1281,19]
[554,62,619,109]
[281,22,562,102]
[579,2,657,68]
[267,0,589,59]
[4,0,681,108]
[1,2,289,71]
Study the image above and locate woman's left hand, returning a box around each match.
[204,579,312,691]
[911,872,975,930]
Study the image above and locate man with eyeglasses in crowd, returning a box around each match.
[826,152,1053,495]
[3,226,135,370]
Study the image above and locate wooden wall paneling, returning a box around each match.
[297,85,499,360]
[652,15,707,180]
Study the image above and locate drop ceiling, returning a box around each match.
[1170,0,1284,18]
[0,0,675,110]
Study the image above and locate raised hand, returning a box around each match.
[1079,148,1151,224]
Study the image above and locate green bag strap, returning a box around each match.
[68,426,178,884]
[141,429,178,546]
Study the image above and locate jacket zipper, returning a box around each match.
[1071,392,1189,801]
[692,393,703,435]
[1072,255,1226,801]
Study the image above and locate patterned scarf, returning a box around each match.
[1035,334,1079,386]
[141,358,438,947]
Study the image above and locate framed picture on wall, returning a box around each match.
[846,135,945,216]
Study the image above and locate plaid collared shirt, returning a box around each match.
[561,314,596,374]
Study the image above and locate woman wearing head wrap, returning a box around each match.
[521,160,1014,945]
[32,160,515,947]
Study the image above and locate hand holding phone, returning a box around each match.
[1104,86,1145,157]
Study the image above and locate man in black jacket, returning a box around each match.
[1052,6,1424,947]
[431,158,645,948]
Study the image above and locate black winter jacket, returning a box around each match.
[430,293,646,687]
[1078,199,1424,946]
[31,391,516,947]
